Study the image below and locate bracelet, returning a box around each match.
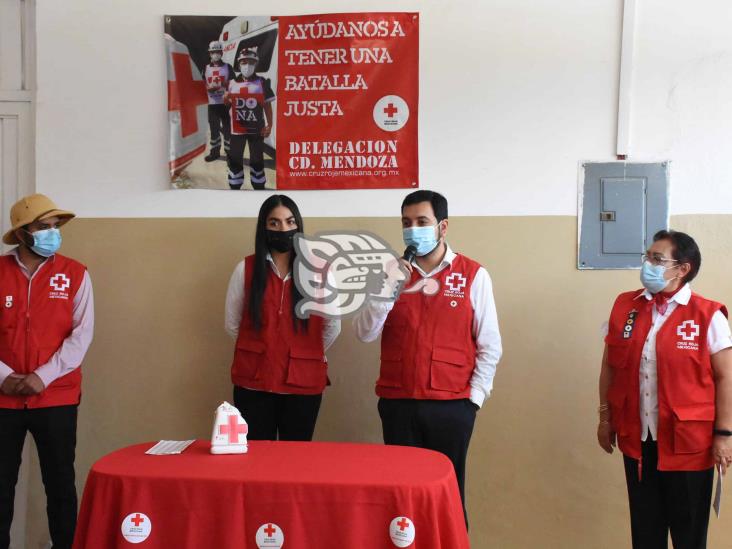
[714,428,732,437]
[597,404,610,414]
[599,419,610,425]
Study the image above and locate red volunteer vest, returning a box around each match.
[606,289,726,471]
[0,253,86,409]
[378,254,480,400]
[231,255,327,395]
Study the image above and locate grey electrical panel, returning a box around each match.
[578,162,669,269]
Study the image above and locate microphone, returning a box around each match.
[403,245,417,263]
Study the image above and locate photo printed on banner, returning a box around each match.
[165,13,418,191]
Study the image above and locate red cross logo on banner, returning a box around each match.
[264,524,276,537]
[384,103,398,118]
[131,514,145,527]
[397,518,410,531]
[168,53,208,137]
[219,414,247,443]
[445,273,467,293]
[50,273,70,292]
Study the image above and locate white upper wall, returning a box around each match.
[632,2,732,214]
[35,0,732,217]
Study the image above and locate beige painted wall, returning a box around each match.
[21,215,732,548]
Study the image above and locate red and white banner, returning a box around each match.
[165,13,418,191]
[275,13,418,189]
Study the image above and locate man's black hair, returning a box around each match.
[401,190,448,221]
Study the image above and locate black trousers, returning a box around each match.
[378,398,476,524]
[227,134,266,190]
[233,386,322,441]
[0,405,78,549]
[207,104,230,153]
[623,440,714,549]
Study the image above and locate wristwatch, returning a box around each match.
[713,428,732,436]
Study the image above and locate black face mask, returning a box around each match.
[266,229,297,253]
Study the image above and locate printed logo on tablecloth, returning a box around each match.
[121,512,151,543]
[256,523,284,548]
[389,516,415,547]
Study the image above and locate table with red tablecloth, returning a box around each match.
[72,440,469,548]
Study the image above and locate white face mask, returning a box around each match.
[210,53,222,62]
[240,64,255,77]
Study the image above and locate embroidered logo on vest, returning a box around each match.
[444,272,467,299]
[49,274,70,300]
[623,310,637,339]
[676,320,700,350]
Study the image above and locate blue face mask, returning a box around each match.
[28,228,62,258]
[403,223,441,257]
[640,261,671,294]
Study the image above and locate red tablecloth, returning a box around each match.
[73,440,469,548]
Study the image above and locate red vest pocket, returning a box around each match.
[430,347,471,393]
[606,339,630,368]
[672,403,715,454]
[234,339,266,381]
[0,307,16,332]
[285,348,326,389]
[377,346,403,388]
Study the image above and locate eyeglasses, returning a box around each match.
[642,253,679,267]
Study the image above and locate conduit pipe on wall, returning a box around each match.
[616,0,637,160]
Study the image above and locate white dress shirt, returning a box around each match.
[0,249,95,388]
[604,284,732,441]
[352,245,502,408]
[224,254,341,351]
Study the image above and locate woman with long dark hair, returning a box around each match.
[225,195,340,440]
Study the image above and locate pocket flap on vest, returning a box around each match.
[289,348,323,361]
[672,403,715,422]
[432,347,468,366]
[672,403,715,454]
[236,339,266,353]
[605,337,630,368]
[286,352,326,389]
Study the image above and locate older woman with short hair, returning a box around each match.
[598,230,732,549]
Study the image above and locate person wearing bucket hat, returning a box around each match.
[0,194,94,549]
[223,48,274,190]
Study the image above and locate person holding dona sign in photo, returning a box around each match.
[224,49,274,190]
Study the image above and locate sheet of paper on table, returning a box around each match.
[714,464,723,518]
[145,440,195,455]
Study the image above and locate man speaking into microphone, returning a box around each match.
[353,190,502,524]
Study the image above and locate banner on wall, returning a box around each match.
[165,13,419,191]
